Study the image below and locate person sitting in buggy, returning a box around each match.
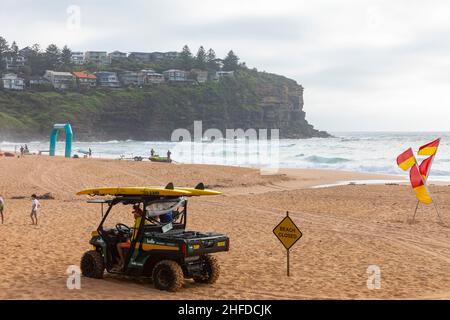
[115,204,144,270]
[113,199,184,271]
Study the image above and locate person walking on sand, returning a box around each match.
[20,145,24,157]
[167,150,171,161]
[0,195,4,224]
[30,194,40,225]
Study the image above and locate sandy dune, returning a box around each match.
[0,156,449,299]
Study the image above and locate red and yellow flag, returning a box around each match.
[409,165,433,204]
[418,138,440,156]
[419,155,434,180]
[396,148,416,171]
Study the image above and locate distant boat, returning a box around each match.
[149,155,172,163]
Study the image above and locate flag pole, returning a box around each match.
[425,138,444,225]
[411,200,419,223]
[409,153,420,223]
[433,202,444,225]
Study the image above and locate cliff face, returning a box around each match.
[0,69,329,141]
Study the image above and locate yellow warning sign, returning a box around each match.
[273,214,302,250]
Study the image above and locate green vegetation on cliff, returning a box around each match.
[0,69,329,141]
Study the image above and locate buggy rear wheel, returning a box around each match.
[80,250,105,279]
[193,255,220,284]
[152,260,184,292]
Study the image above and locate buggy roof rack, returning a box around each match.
[87,199,112,204]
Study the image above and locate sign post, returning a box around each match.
[273,211,302,276]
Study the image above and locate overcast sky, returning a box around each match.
[2,0,450,132]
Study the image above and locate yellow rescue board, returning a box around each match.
[76,187,191,197]
[76,186,222,197]
[176,188,222,196]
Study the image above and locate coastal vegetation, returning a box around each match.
[0,36,328,140]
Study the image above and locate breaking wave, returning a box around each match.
[304,155,351,164]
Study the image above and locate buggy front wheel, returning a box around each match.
[80,250,105,279]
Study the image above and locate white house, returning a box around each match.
[2,55,26,71]
[2,73,25,90]
[44,70,75,89]
[71,52,85,65]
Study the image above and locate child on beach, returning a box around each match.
[0,195,4,224]
[30,194,40,225]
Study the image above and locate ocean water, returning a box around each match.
[1,132,450,181]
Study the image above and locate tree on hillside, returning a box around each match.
[61,45,72,70]
[195,46,206,69]
[27,44,47,76]
[223,50,239,71]
[31,43,41,53]
[0,36,9,72]
[45,44,61,70]
[179,45,193,70]
[206,48,219,71]
[10,41,19,61]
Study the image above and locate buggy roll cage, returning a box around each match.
[88,196,188,271]
[88,196,188,236]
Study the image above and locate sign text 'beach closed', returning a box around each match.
[273,211,302,276]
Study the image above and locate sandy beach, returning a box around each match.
[1,155,450,299]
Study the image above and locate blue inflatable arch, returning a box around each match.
[49,123,73,158]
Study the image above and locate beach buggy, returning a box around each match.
[77,183,229,292]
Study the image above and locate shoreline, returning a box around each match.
[2,152,449,188]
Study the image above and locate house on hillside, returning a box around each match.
[44,70,75,89]
[73,71,97,88]
[128,52,152,63]
[120,71,144,86]
[109,51,128,61]
[150,52,165,61]
[2,73,25,90]
[163,69,187,82]
[2,55,26,71]
[85,51,110,65]
[19,47,35,58]
[141,69,164,85]
[71,52,85,65]
[94,71,121,88]
[214,70,235,81]
[164,51,180,60]
[190,69,208,83]
[28,76,51,89]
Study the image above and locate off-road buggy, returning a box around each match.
[77,183,229,292]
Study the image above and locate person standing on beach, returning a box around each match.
[150,148,155,157]
[167,150,171,161]
[88,148,92,158]
[20,146,24,157]
[30,194,40,225]
[0,195,4,224]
